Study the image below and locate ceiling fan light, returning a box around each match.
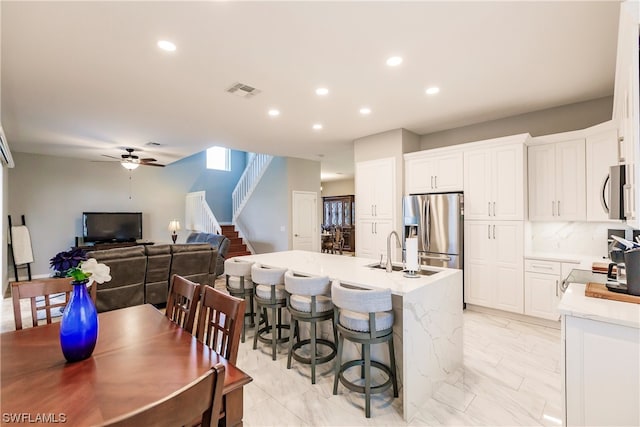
[121,161,139,170]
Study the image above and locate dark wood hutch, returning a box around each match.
[322,195,355,252]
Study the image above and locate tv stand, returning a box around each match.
[74,238,153,251]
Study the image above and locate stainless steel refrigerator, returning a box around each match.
[402,193,463,269]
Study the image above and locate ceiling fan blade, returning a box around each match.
[101,154,121,160]
[142,163,165,167]
[140,158,157,162]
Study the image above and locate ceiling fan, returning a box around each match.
[102,148,165,170]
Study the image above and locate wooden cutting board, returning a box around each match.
[592,262,614,274]
[585,282,640,304]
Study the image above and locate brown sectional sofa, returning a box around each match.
[86,243,218,312]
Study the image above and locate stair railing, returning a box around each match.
[185,191,222,235]
[232,153,273,221]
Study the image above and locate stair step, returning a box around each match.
[227,251,252,258]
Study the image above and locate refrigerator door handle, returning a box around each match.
[420,254,452,262]
[424,198,431,250]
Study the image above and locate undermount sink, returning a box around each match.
[366,263,438,276]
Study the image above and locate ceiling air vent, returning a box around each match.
[226,82,260,98]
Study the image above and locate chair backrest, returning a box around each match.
[224,258,253,278]
[165,275,201,333]
[11,277,97,330]
[331,280,392,313]
[196,285,246,364]
[250,264,286,286]
[284,270,330,297]
[100,363,225,427]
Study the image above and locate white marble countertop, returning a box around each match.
[558,283,640,329]
[235,250,460,296]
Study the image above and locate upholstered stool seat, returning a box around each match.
[255,284,286,300]
[252,264,290,360]
[224,258,255,343]
[284,271,337,384]
[331,280,398,418]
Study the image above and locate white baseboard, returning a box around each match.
[466,304,561,330]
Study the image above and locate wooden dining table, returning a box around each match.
[1,304,252,426]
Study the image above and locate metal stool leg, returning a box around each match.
[364,343,371,418]
[333,332,343,395]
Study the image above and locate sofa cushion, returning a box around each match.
[144,244,172,305]
[87,246,145,261]
[170,243,212,253]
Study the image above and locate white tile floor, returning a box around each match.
[1,288,563,427]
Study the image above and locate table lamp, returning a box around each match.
[168,220,180,243]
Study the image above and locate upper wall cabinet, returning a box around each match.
[355,157,395,220]
[405,149,463,194]
[586,128,620,222]
[528,139,586,221]
[464,142,525,220]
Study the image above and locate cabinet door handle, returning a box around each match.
[493,202,496,217]
[488,224,491,239]
[531,264,553,270]
[493,224,495,239]
[552,201,556,216]
[371,205,374,216]
[555,280,559,297]
[431,176,434,189]
[374,222,377,234]
[434,176,438,189]
[371,222,374,234]
[557,200,560,217]
[488,202,491,216]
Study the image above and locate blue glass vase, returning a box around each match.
[59,281,98,362]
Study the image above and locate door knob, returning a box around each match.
[294,234,299,237]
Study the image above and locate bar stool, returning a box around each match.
[224,258,255,343]
[284,270,337,384]
[331,280,398,418]
[252,264,290,360]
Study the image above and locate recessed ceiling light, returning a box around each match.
[359,107,371,115]
[312,123,323,131]
[157,40,176,52]
[425,87,440,95]
[268,109,280,117]
[315,87,329,96]
[386,56,403,67]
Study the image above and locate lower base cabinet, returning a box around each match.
[564,315,640,426]
[464,221,524,313]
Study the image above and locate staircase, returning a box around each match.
[222,225,251,258]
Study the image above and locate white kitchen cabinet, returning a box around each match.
[356,157,395,259]
[524,259,562,321]
[464,221,523,313]
[356,157,395,219]
[612,1,639,225]
[356,219,393,261]
[586,128,620,222]
[528,139,586,221]
[564,315,640,426]
[405,149,463,194]
[464,143,524,220]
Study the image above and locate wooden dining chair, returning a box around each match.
[100,363,226,427]
[11,277,97,330]
[196,285,245,365]
[165,274,201,334]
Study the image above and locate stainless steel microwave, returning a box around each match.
[608,164,626,220]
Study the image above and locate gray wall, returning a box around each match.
[175,149,246,223]
[236,156,321,254]
[321,179,354,197]
[7,150,244,279]
[420,96,613,149]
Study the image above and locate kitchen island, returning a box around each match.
[558,278,640,426]
[236,250,463,421]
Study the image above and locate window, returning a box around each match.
[206,146,231,171]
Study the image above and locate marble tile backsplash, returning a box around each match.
[526,221,635,258]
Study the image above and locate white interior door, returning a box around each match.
[292,191,318,251]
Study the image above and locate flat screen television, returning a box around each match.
[82,212,142,243]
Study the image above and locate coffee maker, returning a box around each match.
[605,229,640,295]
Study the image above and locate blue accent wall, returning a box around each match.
[171,149,246,223]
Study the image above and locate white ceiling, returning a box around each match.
[1,1,620,180]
